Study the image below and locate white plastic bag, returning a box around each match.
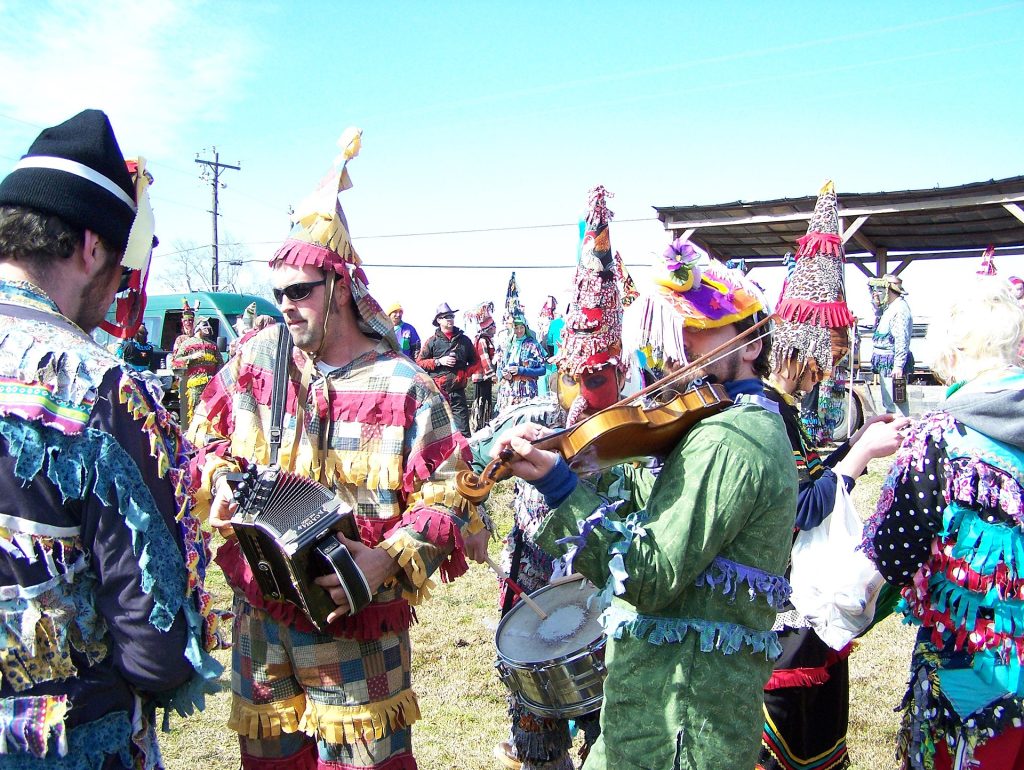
[788,481,884,650]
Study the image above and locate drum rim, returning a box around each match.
[495,577,604,665]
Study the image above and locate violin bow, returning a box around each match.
[606,312,778,411]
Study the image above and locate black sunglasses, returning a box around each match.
[273,279,326,304]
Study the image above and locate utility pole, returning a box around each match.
[195,148,240,291]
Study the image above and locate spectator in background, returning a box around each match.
[467,300,498,432]
[171,300,221,424]
[1009,275,1024,304]
[496,313,546,413]
[387,301,421,359]
[870,273,912,416]
[119,323,155,372]
[862,278,1024,770]
[417,302,477,435]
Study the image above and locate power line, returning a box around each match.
[153,215,661,259]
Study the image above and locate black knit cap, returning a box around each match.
[0,109,136,251]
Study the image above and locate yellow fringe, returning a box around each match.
[228,693,307,740]
[299,689,421,745]
[380,530,436,606]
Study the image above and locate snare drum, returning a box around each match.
[494,577,606,719]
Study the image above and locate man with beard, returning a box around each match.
[494,244,797,770]
[190,131,488,770]
[417,302,477,436]
[0,110,221,768]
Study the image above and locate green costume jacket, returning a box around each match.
[535,402,798,769]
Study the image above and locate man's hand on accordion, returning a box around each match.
[315,533,400,622]
[209,477,239,539]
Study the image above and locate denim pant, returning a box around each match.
[880,374,910,416]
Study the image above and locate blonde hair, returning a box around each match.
[928,278,1024,384]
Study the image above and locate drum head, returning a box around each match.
[496,578,604,664]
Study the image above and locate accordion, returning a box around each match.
[227,465,372,630]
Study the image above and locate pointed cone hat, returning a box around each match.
[770,180,855,377]
[271,128,397,351]
[554,185,635,376]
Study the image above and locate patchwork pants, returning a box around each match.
[230,599,419,770]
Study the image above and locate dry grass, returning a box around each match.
[162,465,915,769]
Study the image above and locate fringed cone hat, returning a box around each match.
[554,185,636,377]
[504,272,523,320]
[977,245,997,276]
[770,180,855,377]
[271,128,398,354]
[637,239,766,370]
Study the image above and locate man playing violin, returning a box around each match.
[474,186,640,770]
[494,243,798,770]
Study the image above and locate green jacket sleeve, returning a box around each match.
[535,421,765,615]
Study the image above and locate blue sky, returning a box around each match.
[1,0,1022,332]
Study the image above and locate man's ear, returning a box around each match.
[741,337,762,366]
[79,230,106,273]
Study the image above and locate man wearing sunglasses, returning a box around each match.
[0,111,221,768]
[189,135,489,770]
[417,302,478,436]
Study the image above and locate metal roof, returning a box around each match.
[654,176,1024,276]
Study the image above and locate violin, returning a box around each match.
[455,382,729,504]
[455,314,775,504]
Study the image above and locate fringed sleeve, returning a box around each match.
[378,383,481,602]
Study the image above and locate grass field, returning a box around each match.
[162,459,915,769]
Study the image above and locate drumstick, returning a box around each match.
[483,554,548,620]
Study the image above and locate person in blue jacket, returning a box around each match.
[495,313,546,413]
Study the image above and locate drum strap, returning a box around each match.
[501,526,525,618]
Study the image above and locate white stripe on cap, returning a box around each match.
[13,155,136,212]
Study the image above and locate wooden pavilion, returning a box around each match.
[654,175,1024,277]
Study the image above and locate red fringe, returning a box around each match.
[356,515,403,547]
[764,642,853,691]
[318,753,416,770]
[313,388,417,428]
[401,433,472,493]
[197,375,236,436]
[393,507,469,583]
[777,298,855,328]
[236,362,299,415]
[273,239,347,275]
[796,232,843,259]
[243,744,318,770]
[188,440,231,492]
[215,539,416,639]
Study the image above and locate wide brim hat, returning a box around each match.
[270,128,398,352]
[432,302,459,326]
[553,185,636,377]
[880,273,908,295]
[771,180,856,376]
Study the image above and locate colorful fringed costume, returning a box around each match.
[758,385,857,770]
[862,369,1024,770]
[189,322,485,770]
[171,304,221,425]
[531,384,798,770]
[495,327,546,414]
[0,281,223,768]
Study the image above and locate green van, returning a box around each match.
[94,292,282,418]
[95,291,282,367]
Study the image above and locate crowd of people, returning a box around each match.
[1,109,1022,770]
